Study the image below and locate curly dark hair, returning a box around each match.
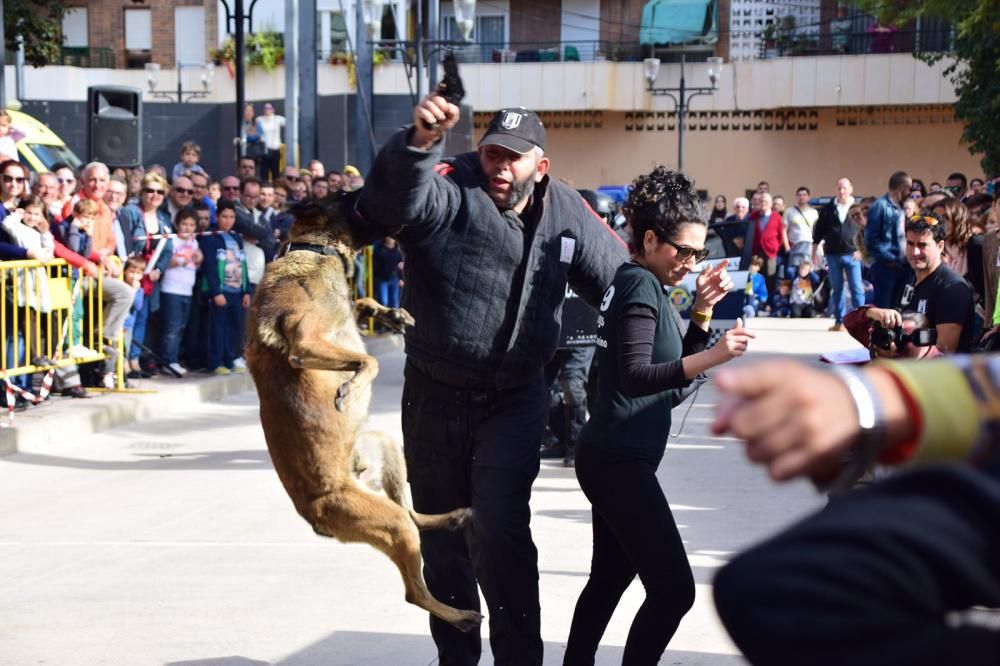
[906,211,947,243]
[623,167,704,253]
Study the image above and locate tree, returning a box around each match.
[853,0,1000,174]
[5,0,67,68]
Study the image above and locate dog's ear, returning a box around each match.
[287,201,331,237]
[338,189,402,247]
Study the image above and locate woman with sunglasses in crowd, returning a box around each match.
[563,167,755,666]
[119,172,173,377]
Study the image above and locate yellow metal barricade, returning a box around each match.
[0,258,109,377]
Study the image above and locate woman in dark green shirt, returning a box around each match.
[564,168,755,665]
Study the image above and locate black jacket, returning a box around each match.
[813,199,858,255]
[358,127,629,390]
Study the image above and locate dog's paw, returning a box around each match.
[448,508,474,531]
[379,307,415,332]
[450,610,484,634]
[335,382,351,411]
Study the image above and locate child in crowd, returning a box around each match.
[372,236,404,309]
[119,256,146,382]
[2,196,54,313]
[199,200,249,375]
[743,255,768,320]
[171,141,206,183]
[770,280,792,318]
[53,198,101,353]
[237,228,265,369]
[208,181,221,205]
[158,208,202,377]
[789,261,820,318]
[0,110,18,161]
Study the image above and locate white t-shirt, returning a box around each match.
[244,242,265,285]
[161,237,199,296]
[783,205,819,247]
[256,114,286,150]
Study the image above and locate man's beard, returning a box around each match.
[489,174,535,211]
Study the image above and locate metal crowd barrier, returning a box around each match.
[0,258,109,377]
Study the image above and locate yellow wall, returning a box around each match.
[542,107,984,201]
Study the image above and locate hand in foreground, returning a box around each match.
[410,94,460,149]
[711,360,863,482]
[710,317,755,364]
[694,258,733,310]
[213,294,226,307]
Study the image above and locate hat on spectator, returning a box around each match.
[479,107,546,154]
[343,165,361,177]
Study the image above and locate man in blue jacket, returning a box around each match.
[358,96,628,666]
[865,171,912,307]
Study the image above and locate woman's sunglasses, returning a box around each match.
[142,188,165,196]
[2,174,26,184]
[663,238,710,263]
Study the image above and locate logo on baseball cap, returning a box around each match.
[479,108,546,154]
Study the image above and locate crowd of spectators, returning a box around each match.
[703,173,999,356]
[0,129,392,409]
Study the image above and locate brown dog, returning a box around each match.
[245,199,483,632]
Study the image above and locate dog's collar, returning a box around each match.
[285,242,342,257]
[280,240,356,279]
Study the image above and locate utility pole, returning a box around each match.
[234,0,246,170]
[298,0,317,165]
[353,0,374,174]
[284,0,299,169]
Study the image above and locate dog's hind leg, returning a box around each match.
[287,326,378,411]
[308,483,483,633]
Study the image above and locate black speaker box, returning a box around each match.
[87,86,142,167]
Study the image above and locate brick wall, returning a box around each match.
[509,0,561,45]
[599,0,646,44]
[74,0,215,69]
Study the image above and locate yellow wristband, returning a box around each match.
[691,309,713,324]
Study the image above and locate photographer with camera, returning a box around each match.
[849,212,976,355]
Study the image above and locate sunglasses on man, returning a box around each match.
[173,187,194,195]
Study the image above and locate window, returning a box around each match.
[175,7,206,64]
[125,8,152,68]
[124,9,152,50]
[62,8,88,47]
[441,15,506,62]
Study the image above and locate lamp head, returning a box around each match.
[454,0,477,41]
[362,0,385,39]
[145,62,160,91]
[707,56,724,87]
[643,58,661,89]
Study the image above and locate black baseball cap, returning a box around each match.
[479,107,546,154]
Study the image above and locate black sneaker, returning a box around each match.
[563,448,575,468]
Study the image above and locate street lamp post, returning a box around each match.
[354,0,475,169]
[144,63,216,102]
[643,55,724,173]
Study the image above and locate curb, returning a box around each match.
[0,333,406,458]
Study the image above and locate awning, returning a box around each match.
[639,0,718,46]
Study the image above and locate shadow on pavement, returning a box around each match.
[269,630,748,665]
[2,449,273,471]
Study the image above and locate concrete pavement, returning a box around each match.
[0,318,861,665]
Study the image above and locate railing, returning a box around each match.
[755,28,954,60]
[1,259,106,378]
[58,47,116,69]
[376,40,660,65]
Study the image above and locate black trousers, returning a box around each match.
[564,443,695,666]
[544,346,595,451]
[714,461,1000,666]
[402,360,548,666]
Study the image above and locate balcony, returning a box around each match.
[58,47,115,69]
[755,27,953,60]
